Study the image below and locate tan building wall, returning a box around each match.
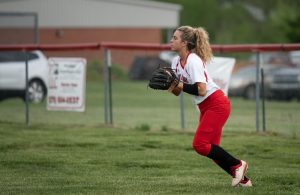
[0,28,36,44]
[40,28,161,43]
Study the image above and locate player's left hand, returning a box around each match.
[148,67,179,90]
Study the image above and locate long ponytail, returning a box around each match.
[176,26,213,63]
[194,27,213,63]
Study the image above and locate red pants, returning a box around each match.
[192,90,231,156]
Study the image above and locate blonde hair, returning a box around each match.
[176,26,213,63]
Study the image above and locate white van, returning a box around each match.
[0,50,48,103]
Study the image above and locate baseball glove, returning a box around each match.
[148,67,179,90]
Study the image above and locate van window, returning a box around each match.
[0,52,39,62]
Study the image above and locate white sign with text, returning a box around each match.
[47,58,86,112]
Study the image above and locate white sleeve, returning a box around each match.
[187,58,207,84]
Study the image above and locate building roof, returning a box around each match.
[0,0,182,28]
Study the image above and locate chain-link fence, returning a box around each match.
[0,43,300,138]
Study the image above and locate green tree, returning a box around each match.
[286,14,300,42]
[268,0,300,43]
[155,0,300,43]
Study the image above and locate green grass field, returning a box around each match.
[0,80,300,194]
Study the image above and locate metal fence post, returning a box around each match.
[255,52,261,132]
[104,49,113,125]
[261,68,266,131]
[23,51,29,126]
[180,92,185,130]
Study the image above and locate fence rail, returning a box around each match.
[1,42,300,52]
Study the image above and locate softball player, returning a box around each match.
[169,26,252,187]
